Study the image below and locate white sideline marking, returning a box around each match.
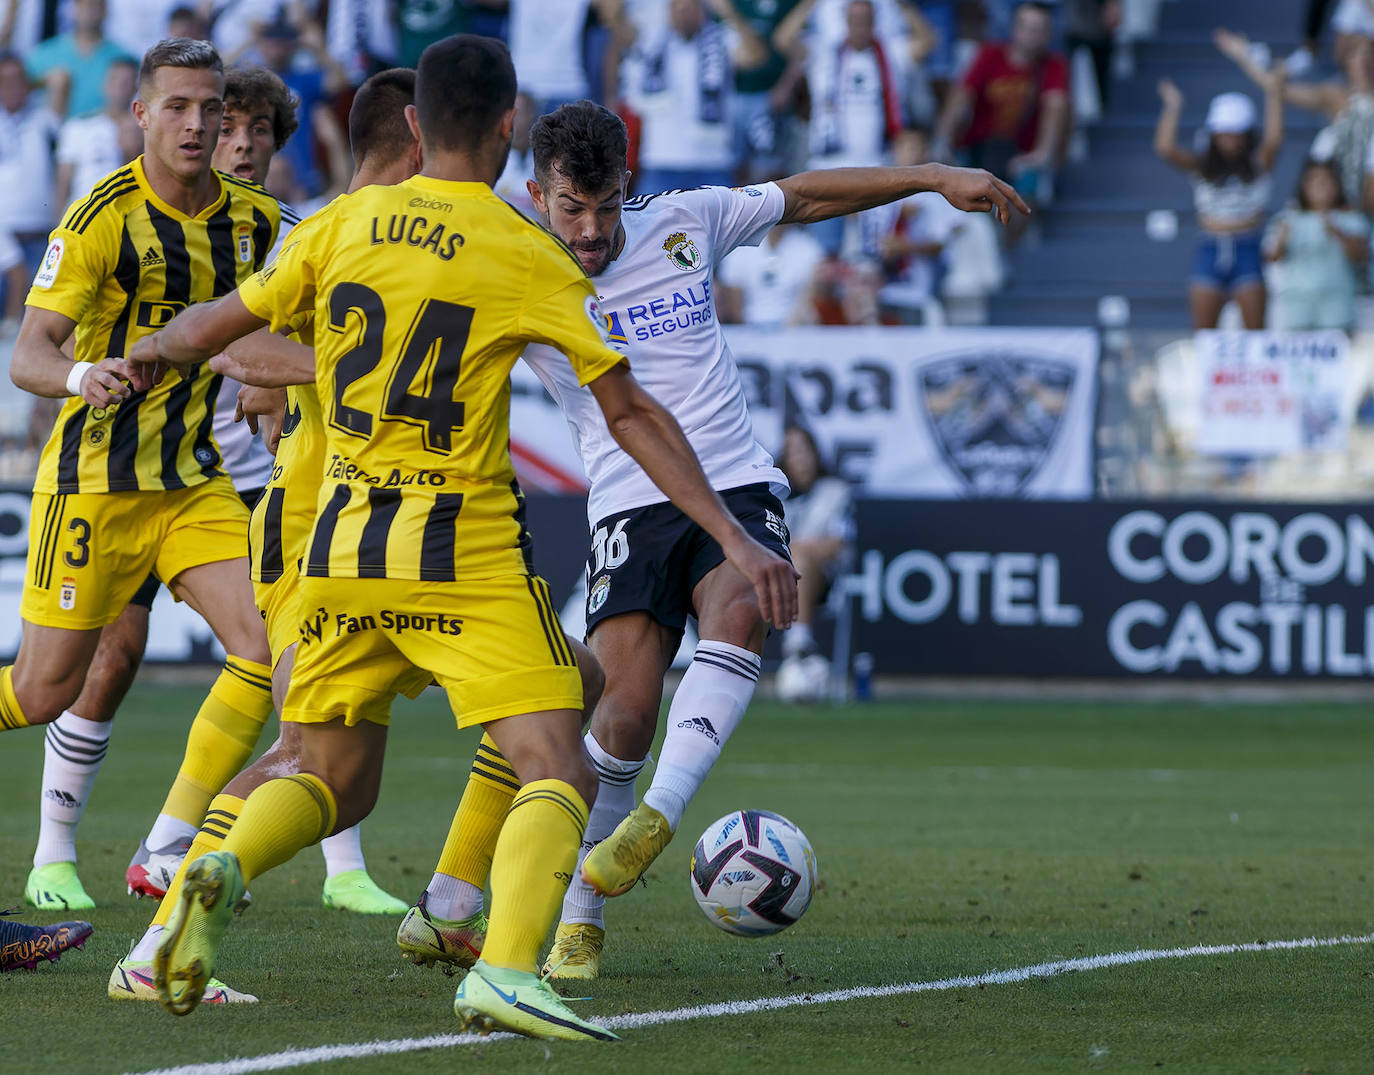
[128,933,1374,1075]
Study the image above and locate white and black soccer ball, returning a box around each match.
[690,809,817,936]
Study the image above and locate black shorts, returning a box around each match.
[128,485,265,610]
[584,483,791,634]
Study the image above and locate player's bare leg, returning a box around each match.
[583,564,766,898]
[129,557,275,898]
[2,623,104,731]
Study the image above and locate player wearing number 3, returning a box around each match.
[120,36,795,1042]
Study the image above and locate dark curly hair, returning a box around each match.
[531,100,628,193]
[224,66,299,150]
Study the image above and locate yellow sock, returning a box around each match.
[436,734,518,888]
[151,793,244,929]
[0,666,32,730]
[161,657,273,825]
[222,774,336,885]
[481,778,588,973]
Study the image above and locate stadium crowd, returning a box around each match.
[0,0,1105,444]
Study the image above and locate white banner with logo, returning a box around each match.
[510,326,1100,498]
[1195,330,1349,456]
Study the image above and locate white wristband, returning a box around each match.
[65,361,94,397]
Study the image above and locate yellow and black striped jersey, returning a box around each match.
[239,175,625,582]
[26,157,282,494]
[248,317,322,586]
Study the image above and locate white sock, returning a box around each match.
[643,639,760,831]
[782,623,815,657]
[424,872,484,921]
[33,712,112,868]
[561,732,648,928]
[145,813,198,853]
[319,824,367,878]
[128,925,163,963]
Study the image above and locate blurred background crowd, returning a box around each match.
[4,0,1374,500]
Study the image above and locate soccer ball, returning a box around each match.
[775,653,830,703]
[689,809,817,936]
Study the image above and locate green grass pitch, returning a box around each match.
[2,685,1371,1073]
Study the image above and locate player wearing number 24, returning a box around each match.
[118,34,795,1041]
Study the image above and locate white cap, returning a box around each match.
[1205,92,1257,134]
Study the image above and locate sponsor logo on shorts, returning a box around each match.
[300,604,464,641]
[676,715,720,744]
[59,576,76,610]
[588,573,611,614]
[764,509,787,543]
[662,230,700,271]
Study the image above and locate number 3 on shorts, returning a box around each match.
[590,518,630,575]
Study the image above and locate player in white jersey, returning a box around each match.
[407,100,1026,979]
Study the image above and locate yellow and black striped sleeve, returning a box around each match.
[23,168,136,322]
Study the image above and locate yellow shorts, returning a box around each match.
[283,573,582,729]
[253,556,302,669]
[21,479,250,630]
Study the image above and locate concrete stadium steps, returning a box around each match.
[988,0,1321,328]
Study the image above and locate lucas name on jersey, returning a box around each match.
[607,278,714,342]
[368,208,465,261]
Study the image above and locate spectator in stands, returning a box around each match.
[932,0,1069,240]
[1062,0,1120,112]
[396,0,472,67]
[1287,0,1337,76]
[105,0,185,59]
[1154,75,1285,330]
[510,0,627,116]
[1216,27,1374,213]
[495,91,538,216]
[804,0,906,254]
[0,51,57,296]
[1265,158,1369,332]
[23,0,134,119]
[710,0,811,183]
[874,129,969,320]
[623,0,736,193]
[53,56,139,212]
[210,0,283,60]
[325,0,400,84]
[233,12,350,201]
[166,5,211,42]
[1,226,26,333]
[776,423,854,676]
[717,220,826,326]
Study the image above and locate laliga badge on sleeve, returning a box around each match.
[33,238,64,289]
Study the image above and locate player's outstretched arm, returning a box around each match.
[10,306,132,406]
[776,162,1030,226]
[209,328,316,388]
[127,291,268,385]
[587,363,799,628]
